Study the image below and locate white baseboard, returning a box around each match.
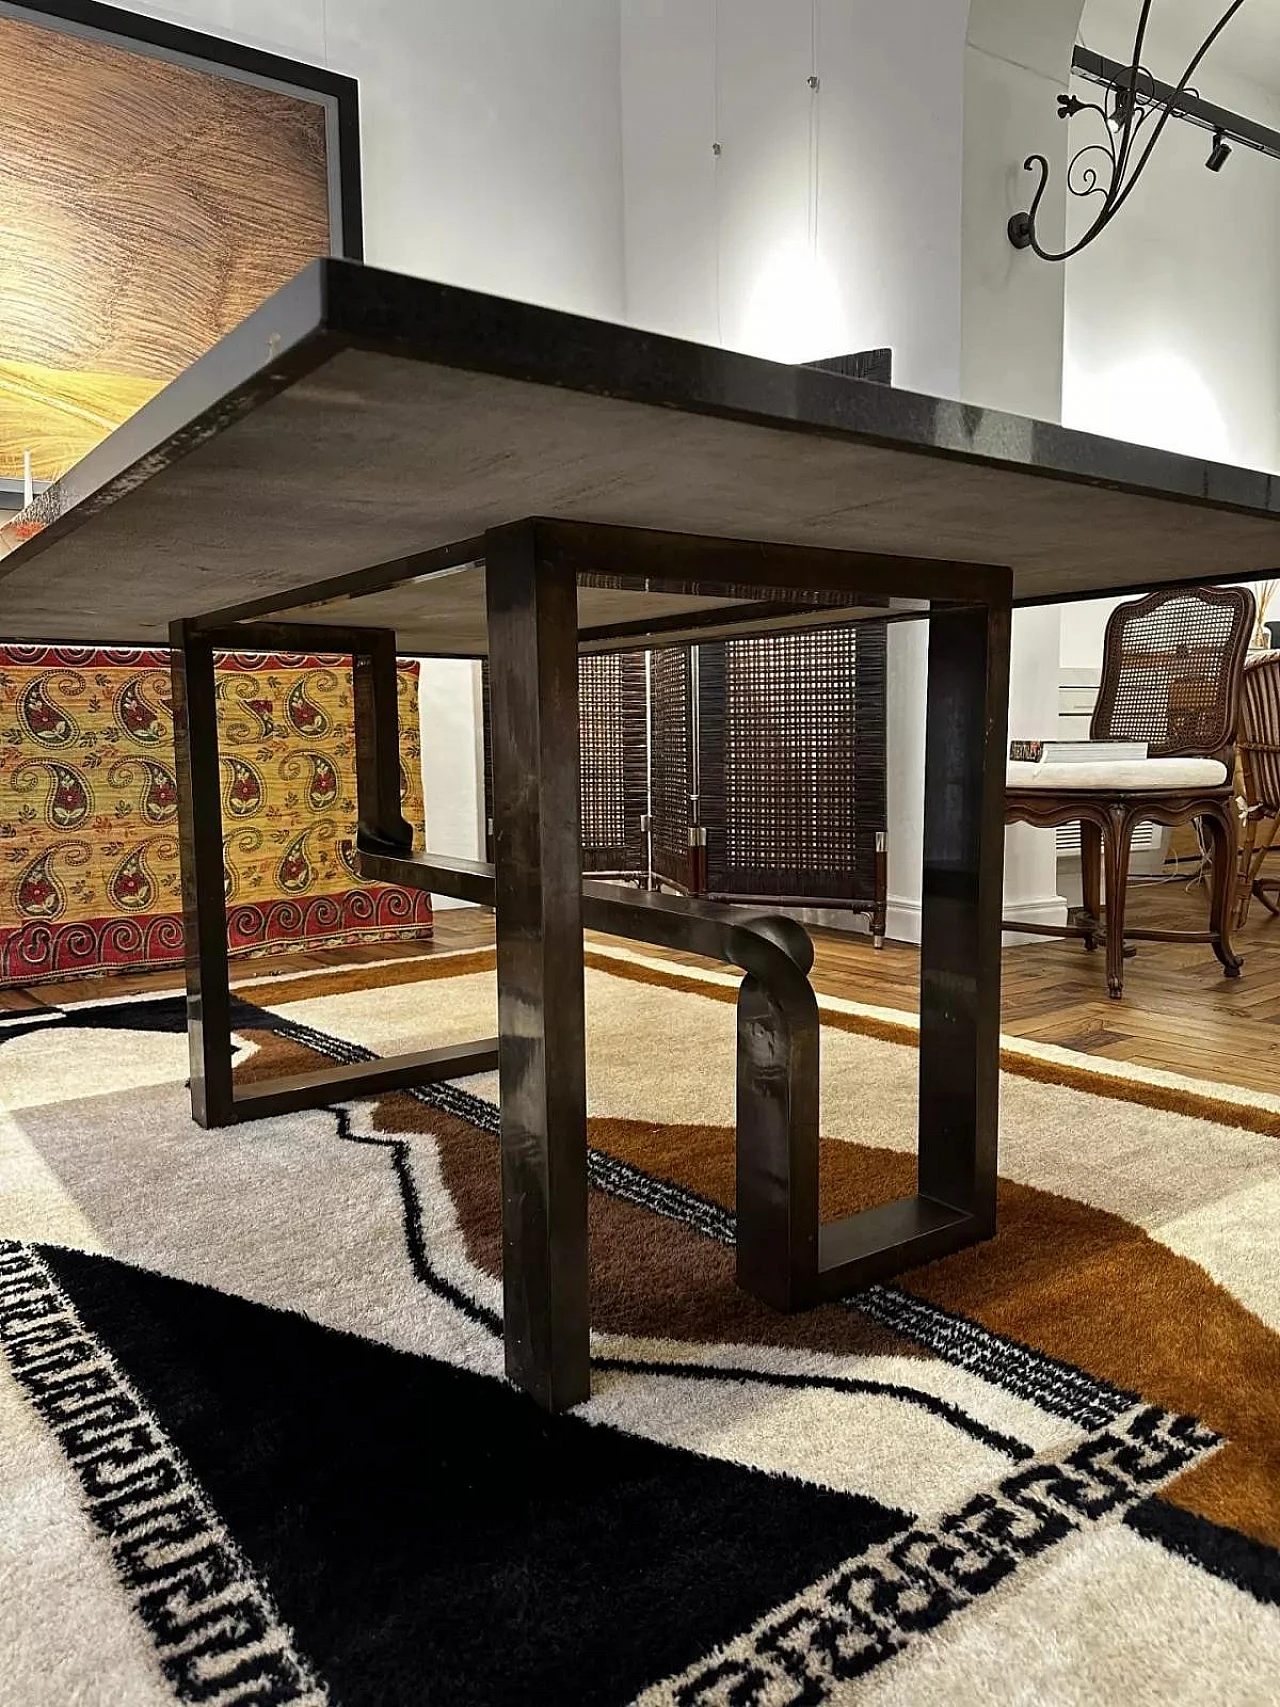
[886,897,923,945]
[886,893,1068,948]
[1001,893,1069,947]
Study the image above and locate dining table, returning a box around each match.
[3,256,1279,1412]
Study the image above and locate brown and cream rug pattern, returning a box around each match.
[2,942,1279,1704]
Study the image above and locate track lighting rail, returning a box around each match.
[1073,46,1280,164]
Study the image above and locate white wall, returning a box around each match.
[962,0,1084,418]
[952,0,1087,939]
[618,0,719,346]
[618,0,1097,941]
[620,0,968,392]
[1064,3,1280,475]
[120,0,627,319]
[622,0,1048,944]
[417,660,486,905]
[117,0,628,903]
[966,0,1280,883]
[1057,0,1280,680]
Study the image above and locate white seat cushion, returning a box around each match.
[1007,757,1229,791]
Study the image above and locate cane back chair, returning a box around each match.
[1236,649,1280,927]
[1005,584,1254,998]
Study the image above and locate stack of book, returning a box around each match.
[1009,740,1149,763]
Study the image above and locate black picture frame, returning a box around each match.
[0,0,363,259]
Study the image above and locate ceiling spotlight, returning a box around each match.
[1206,129,1232,171]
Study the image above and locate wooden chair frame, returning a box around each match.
[1005,585,1254,998]
[1236,651,1280,927]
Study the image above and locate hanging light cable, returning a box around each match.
[1008,0,1248,261]
[711,0,723,346]
[807,0,820,262]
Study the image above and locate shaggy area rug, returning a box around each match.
[2,942,1280,1705]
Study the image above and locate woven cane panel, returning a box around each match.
[1241,654,1280,815]
[698,624,885,903]
[1093,591,1250,756]
[480,655,648,875]
[480,627,887,903]
[650,648,691,889]
[578,651,648,874]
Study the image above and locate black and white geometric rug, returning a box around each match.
[3,945,1279,1704]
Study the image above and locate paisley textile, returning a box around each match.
[0,647,431,986]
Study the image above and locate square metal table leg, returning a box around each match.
[170,619,236,1128]
[485,521,591,1413]
[760,592,1012,1304]
[916,600,1011,1236]
[170,618,498,1129]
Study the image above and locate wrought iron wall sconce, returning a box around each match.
[1008,0,1252,262]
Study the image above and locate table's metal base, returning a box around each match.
[168,617,500,1126]
[170,519,1012,1413]
[360,849,992,1318]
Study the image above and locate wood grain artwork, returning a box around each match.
[0,12,332,481]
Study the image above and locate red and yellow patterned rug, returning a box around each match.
[0,645,431,986]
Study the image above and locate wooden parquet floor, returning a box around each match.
[7,876,1280,1097]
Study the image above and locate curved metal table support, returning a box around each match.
[359,846,985,1313]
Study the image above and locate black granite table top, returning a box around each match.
[1,257,1277,652]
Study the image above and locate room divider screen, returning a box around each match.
[649,646,693,891]
[696,626,887,912]
[481,619,888,936]
[576,650,649,876]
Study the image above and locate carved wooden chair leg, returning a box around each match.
[1101,806,1137,999]
[1079,820,1102,951]
[1236,810,1260,930]
[1203,802,1244,979]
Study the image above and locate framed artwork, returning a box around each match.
[0,0,361,497]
